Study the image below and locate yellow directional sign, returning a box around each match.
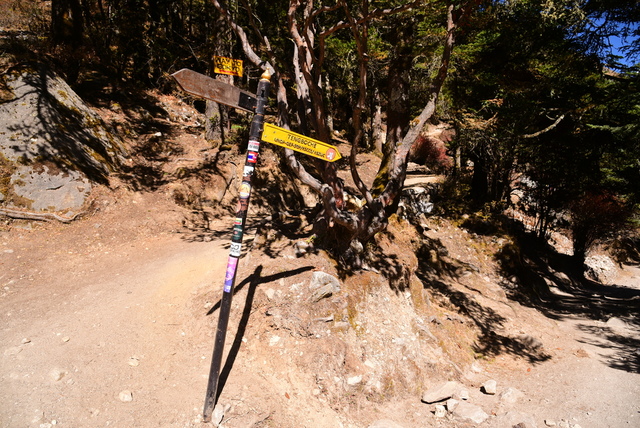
[213,56,243,77]
[261,123,342,162]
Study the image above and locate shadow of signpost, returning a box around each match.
[205,264,314,401]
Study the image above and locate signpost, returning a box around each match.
[172,68,256,113]
[171,65,341,422]
[261,123,342,162]
[213,55,243,77]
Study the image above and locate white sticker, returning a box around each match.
[248,140,260,152]
[243,165,254,177]
[230,242,242,257]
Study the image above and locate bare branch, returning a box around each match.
[522,113,567,138]
[0,208,83,223]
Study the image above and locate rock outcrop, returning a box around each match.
[0,63,126,213]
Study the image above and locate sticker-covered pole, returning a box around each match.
[203,70,271,422]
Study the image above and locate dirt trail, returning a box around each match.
[1,229,230,427]
[1,207,640,427]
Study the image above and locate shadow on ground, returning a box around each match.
[495,228,640,373]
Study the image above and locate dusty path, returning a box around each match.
[1,206,640,427]
[1,229,231,427]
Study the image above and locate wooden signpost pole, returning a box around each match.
[201,70,270,421]
[172,65,340,422]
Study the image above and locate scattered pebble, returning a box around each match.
[452,401,489,424]
[50,368,66,382]
[119,390,133,402]
[446,398,459,412]
[434,404,447,418]
[269,335,281,346]
[347,375,362,385]
[481,379,497,395]
[62,336,70,343]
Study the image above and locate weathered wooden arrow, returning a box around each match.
[172,68,257,112]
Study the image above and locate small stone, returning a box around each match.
[605,317,628,330]
[457,389,470,400]
[62,336,70,343]
[446,398,459,412]
[452,402,489,424]
[347,375,362,385]
[119,390,133,402]
[421,381,462,404]
[496,410,537,427]
[21,338,31,344]
[499,387,524,404]
[309,272,340,302]
[128,357,139,367]
[50,368,66,381]
[269,335,281,346]
[481,379,497,395]
[294,240,311,257]
[545,420,557,427]
[264,288,276,300]
[434,404,447,418]
[471,361,483,372]
[211,403,231,427]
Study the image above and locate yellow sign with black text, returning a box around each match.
[213,56,243,77]
[261,123,342,162]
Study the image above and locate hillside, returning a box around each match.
[1,82,640,428]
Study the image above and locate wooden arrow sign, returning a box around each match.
[171,68,257,113]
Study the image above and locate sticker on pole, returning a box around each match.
[214,56,243,77]
[261,123,342,162]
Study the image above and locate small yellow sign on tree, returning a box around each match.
[261,123,342,162]
[213,56,243,77]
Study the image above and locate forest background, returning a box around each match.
[1,0,639,270]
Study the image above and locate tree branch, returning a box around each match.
[522,113,567,138]
[0,208,83,223]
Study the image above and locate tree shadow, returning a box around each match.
[494,226,640,372]
[415,236,551,363]
[576,324,640,373]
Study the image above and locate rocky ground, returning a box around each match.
[1,82,640,428]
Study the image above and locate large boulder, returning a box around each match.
[0,63,126,212]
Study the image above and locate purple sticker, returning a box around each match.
[223,256,239,293]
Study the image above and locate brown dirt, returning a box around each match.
[1,94,639,428]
